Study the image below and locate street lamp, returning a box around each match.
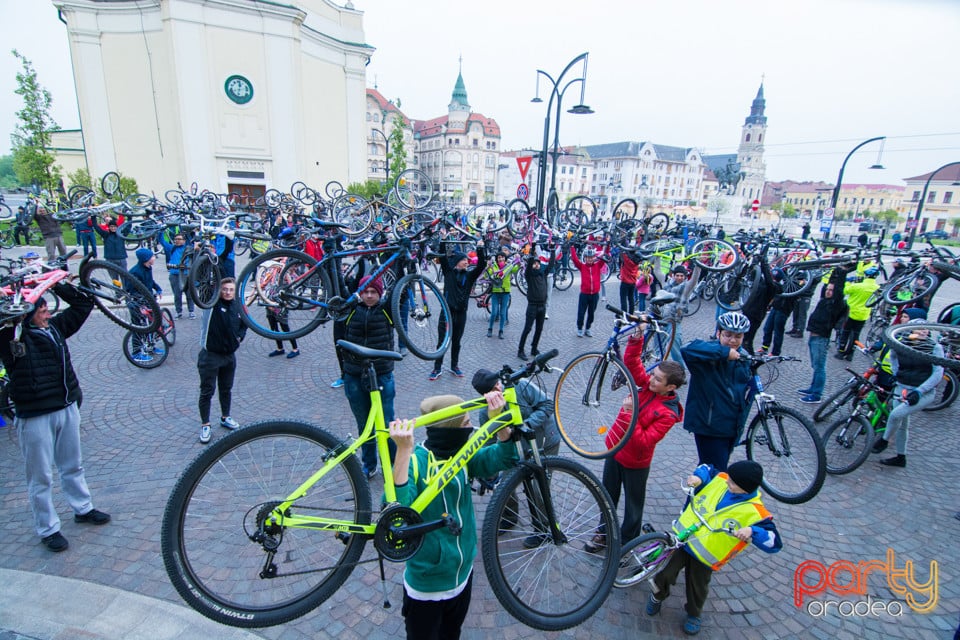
[906,160,960,248]
[531,52,594,225]
[828,136,885,239]
[370,128,390,185]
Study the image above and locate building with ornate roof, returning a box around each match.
[365,88,413,184]
[703,83,768,213]
[763,180,907,221]
[902,165,960,236]
[411,67,501,205]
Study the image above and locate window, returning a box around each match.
[366,113,371,121]
[927,191,936,203]
[745,133,751,142]
[373,114,380,123]
[473,139,478,147]
[758,134,762,142]
[945,192,953,204]
[912,190,921,201]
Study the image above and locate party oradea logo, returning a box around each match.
[794,548,937,618]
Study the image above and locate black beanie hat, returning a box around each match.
[451,252,468,266]
[727,460,763,494]
[471,369,500,395]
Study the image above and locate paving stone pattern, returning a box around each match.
[0,250,956,639]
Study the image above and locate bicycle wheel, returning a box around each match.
[682,293,702,317]
[0,229,14,250]
[481,456,619,632]
[101,171,120,196]
[745,405,825,504]
[161,307,176,346]
[612,198,638,223]
[393,169,434,210]
[394,211,435,239]
[391,273,451,360]
[640,324,676,370]
[553,267,574,291]
[883,270,938,305]
[883,323,960,370]
[237,250,328,340]
[863,317,889,347]
[332,194,373,237]
[79,259,161,332]
[0,379,15,421]
[553,353,638,459]
[39,289,62,315]
[122,329,169,369]
[689,238,738,272]
[822,415,874,475]
[643,212,670,236]
[563,196,598,227]
[937,302,960,324]
[506,198,532,237]
[614,532,674,589]
[812,378,859,423]
[778,266,818,299]
[924,368,958,412]
[161,421,371,628]
[188,252,222,309]
[466,202,510,234]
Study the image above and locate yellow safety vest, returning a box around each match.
[674,473,771,570]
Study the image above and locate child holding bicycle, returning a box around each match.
[586,325,686,553]
[388,392,518,640]
[646,460,782,635]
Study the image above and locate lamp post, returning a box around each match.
[906,160,960,248]
[828,136,885,240]
[371,128,390,185]
[531,52,593,225]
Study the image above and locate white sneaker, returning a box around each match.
[585,329,593,337]
[220,416,240,430]
[199,424,212,444]
[577,329,584,337]
[189,312,196,319]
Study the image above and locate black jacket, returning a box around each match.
[439,242,486,312]
[806,269,849,337]
[742,257,781,321]
[342,298,395,376]
[0,283,93,418]
[199,297,247,354]
[524,248,555,305]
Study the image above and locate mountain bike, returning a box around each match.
[161,347,620,631]
[821,368,895,475]
[552,297,678,459]
[122,306,175,369]
[614,480,742,588]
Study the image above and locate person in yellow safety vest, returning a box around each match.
[646,461,782,636]
[836,266,881,360]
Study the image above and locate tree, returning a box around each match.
[387,116,407,180]
[0,154,18,189]
[344,179,385,200]
[878,209,901,229]
[65,167,139,202]
[10,50,61,193]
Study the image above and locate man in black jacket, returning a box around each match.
[799,267,851,404]
[197,277,247,443]
[0,283,110,552]
[430,239,486,380]
[517,244,555,360]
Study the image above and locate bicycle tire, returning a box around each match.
[644,213,670,236]
[812,378,859,423]
[393,169,434,211]
[237,250,328,340]
[188,253,222,309]
[481,456,619,631]
[778,266,818,299]
[79,259,161,332]
[553,267,574,291]
[745,405,825,504]
[0,379,15,421]
[937,302,960,324]
[0,203,11,222]
[161,420,371,628]
[38,289,62,315]
[689,238,738,272]
[883,323,960,370]
[822,414,874,475]
[394,211,435,239]
[700,276,718,301]
[101,171,120,196]
[924,368,958,412]
[682,293,702,317]
[161,308,176,346]
[505,198,532,237]
[466,202,510,234]
[612,198,638,222]
[554,353,638,459]
[122,329,169,369]
[614,532,674,589]
[882,270,938,305]
[640,323,676,370]
[932,260,960,280]
[864,318,889,348]
[391,273,451,361]
[0,229,14,250]
[332,194,373,237]
[52,207,93,223]
[69,187,95,208]
[563,196,598,226]
[117,219,163,241]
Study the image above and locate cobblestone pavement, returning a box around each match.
[0,248,957,639]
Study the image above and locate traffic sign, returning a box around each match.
[905,219,918,230]
[516,157,532,181]
[820,219,833,233]
[822,207,835,220]
[751,199,760,212]
[517,183,529,201]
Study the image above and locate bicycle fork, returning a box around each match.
[514,426,567,546]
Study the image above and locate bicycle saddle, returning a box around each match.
[336,340,403,362]
[650,290,677,305]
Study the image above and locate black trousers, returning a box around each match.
[619,281,636,314]
[601,459,650,542]
[790,295,811,333]
[267,313,298,351]
[435,308,467,370]
[838,318,866,354]
[694,433,737,472]
[577,292,599,330]
[197,349,236,424]
[402,573,473,640]
[653,548,714,617]
[519,303,546,353]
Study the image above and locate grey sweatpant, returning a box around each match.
[881,383,936,455]
[17,403,94,537]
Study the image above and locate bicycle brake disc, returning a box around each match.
[373,505,424,562]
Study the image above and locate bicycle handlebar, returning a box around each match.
[504,348,559,384]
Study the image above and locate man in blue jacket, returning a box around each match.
[680,311,754,471]
[158,230,195,319]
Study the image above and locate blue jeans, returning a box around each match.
[808,336,829,396]
[343,371,396,472]
[489,292,509,332]
[669,322,685,365]
[78,232,97,257]
[762,308,788,355]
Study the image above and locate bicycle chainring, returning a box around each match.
[373,505,424,562]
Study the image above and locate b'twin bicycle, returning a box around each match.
[161,346,621,632]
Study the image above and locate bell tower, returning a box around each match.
[736,81,767,203]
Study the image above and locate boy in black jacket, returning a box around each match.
[517,244,555,360]
[430,239,486,380]
[799,266,851,404]
[197,278,247,443]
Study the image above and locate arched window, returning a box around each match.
[745,133,751,142]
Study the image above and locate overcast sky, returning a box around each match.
[2,0,958,186]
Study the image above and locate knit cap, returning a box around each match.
[136,248,154,263]
[727,460,763,493]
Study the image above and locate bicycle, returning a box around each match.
[122,305,175,369]
[160,347,621,631]
[552,298,678,459]
[820,368,895,475]
[614,480,743,589]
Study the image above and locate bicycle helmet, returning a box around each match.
[23,252,40,260]
[583,246,597,258]
[717,311,751,333]
[863,266,880,278]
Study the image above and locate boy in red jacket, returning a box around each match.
[585,326,686,552]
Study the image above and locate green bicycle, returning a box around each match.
[161,344,620,631]
[821,368,895,475]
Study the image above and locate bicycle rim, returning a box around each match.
[189,254,222,309]
[614,532,673,588]
[237,250,327,340]
[812,380,857,423]
[481,457,619,631]
[161,421,371,628]
[745,405,825,504]
[822,415,873,475]
[123,330,168,369]
[80,259,161,332]
[161,308,177,347]
[923,368,958,412]
[391,274,450,360]
[640,326,675,371]
[554,353,638,459]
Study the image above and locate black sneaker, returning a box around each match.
[42,532,69,552]
[879,454,906,468]
[74,509,111,525]
[641,523,655,534]
[517,350,528,360]
[871,438,888,454]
